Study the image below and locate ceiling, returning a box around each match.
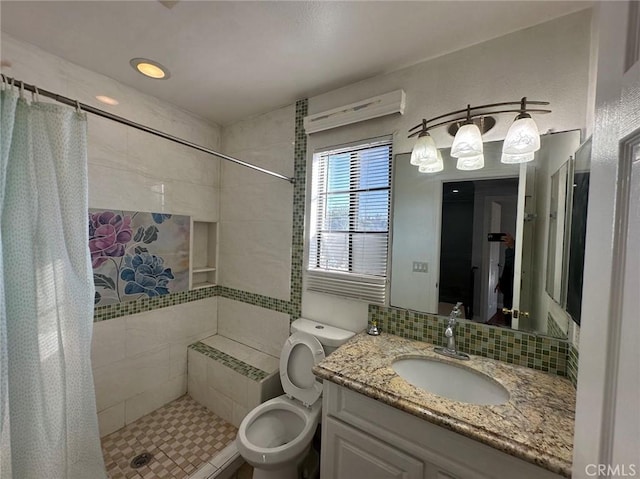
[0,1,590,126]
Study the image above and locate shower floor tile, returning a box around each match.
[102,395,237,479]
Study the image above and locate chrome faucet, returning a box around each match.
[435,302,470,360]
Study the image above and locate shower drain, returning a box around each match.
[130,452,153,469]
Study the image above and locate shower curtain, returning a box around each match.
[0,88,106,478]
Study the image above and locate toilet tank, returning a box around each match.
[290,318,355,355]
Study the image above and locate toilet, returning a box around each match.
[236,318,355,479]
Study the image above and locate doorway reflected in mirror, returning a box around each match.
[439,178,518,327]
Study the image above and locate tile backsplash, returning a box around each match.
[370,304,570,377]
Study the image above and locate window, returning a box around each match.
[307,137,392,303]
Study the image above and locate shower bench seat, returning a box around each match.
[187,335,282,428]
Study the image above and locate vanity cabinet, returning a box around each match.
[323,417,425,479]
[320,382,564,479]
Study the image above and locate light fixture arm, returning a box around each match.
[407,98,551,138]
[417,119,428,137]
[515,96,532,120]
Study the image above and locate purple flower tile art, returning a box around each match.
[89,209,190,306]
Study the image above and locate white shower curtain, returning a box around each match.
[0,89,106,478]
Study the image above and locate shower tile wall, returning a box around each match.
[216,298,290,359]
[1,33,223,437]
[217,104,296,355]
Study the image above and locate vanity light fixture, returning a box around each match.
[456,153,485,171]
[418,149,444,173]
[130,58,170,80]
[410,120,439,166]
[500,151,535,164]
[502,99,541,159]
[450,106,484,159]
[408,98,550,173]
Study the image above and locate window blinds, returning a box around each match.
[307,137,392,303]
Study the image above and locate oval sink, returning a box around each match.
[392,357,510,405]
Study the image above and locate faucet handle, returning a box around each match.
[447,302,463,326]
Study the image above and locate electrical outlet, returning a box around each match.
[412,261,428,273]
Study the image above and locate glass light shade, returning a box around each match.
[410,134,438,166]
[456,153,484,171]
[418,150,444,173]
[502,116,540,155]
[501,152,535,164]
[450,124,483,158]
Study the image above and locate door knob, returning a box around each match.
[501,309,530,319]
[502,308,519,318]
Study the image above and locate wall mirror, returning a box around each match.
[544,139,592,326]
[390,130,583,338]
[564,138,591,326]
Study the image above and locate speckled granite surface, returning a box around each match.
[313,332,576,477]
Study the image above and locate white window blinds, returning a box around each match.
[307,137,392,303]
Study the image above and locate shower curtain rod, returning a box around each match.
[2,76,295,184]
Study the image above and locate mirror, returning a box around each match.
[543,137,591,327]
[564,138,591,325]
[546,162,570,302]
[390,130,582,338]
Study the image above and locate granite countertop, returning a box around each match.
[313,332,576,477]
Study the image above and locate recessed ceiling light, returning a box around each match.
[130,58,170,80]
[95,95,119,106]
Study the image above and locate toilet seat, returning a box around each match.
[236,396,321,470]
[279,332,325,407]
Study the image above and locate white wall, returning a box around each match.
[302,10,592,332]
[1,33,223,436]
[574,2,640,472]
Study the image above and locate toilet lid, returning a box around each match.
[280,332,325,407]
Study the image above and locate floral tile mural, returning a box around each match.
[89,209,190,306]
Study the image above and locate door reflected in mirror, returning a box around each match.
[438,178,518,328]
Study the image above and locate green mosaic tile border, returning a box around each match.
[93,286,217,322]
[567,344,579,387]
[189,341,269,382]
[216,286,293,315]
[546,314,567,339]
[289,99,308,321]
[370,305,569,376]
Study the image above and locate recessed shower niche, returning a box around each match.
[190,220,218,289]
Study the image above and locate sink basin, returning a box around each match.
[392,357,510,405]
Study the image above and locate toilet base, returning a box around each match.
[251,462,298,479]
[248,443,311,479]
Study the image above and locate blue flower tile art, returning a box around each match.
[89,209,189,306]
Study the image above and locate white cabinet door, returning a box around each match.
[322,417,425,479]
